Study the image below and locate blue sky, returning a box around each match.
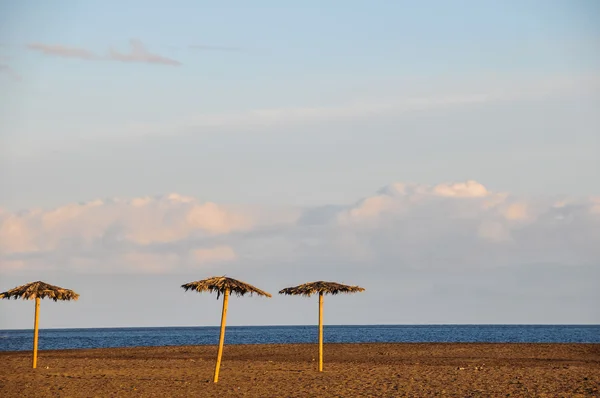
[0,1,599,328]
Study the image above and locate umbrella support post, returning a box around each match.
[213,289,229,383]
[32,297,40,369]
[318,292,323,372]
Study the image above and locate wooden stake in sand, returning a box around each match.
[279,281,365,372]
[214,289,229,382]
[181,276,271,383]
[33,297,40,368]
[318,292,323,372]
[0,281,79,369]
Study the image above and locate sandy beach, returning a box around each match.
[1,343,598,397]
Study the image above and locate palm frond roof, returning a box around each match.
[182,276,272,299]
[0,281,79,301]
[279,281,365,297]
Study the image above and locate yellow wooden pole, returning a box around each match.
[213,289,229,383]
[318,292,323,372]
[32,297,40,369]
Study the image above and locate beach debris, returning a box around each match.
[0,281,79,369]
[182,276,271,383]
[279,281,365,372]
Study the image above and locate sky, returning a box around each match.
[0,0,599,329]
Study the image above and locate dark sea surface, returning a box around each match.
[0,325,598,352]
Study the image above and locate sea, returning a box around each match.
[0,325,598,352]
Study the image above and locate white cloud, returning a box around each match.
[1,181,599,275]
[0,194,254,273]
[503,202,529,221]
[431,180,490,198]
[335,181,600,269]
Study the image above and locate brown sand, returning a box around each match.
[1,343,598,397]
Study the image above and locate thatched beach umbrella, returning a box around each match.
[181,276,271,383]
[0,281,79,369]
[279,281,364,372]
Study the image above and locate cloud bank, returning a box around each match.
[1,181,598,275]
[26,39,180,66]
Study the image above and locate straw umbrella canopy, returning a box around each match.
[279,281,365,372]
[181,276,271,383]
[0,281,79,369]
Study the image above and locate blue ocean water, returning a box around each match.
[0,325,598,352]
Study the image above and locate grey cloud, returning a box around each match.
[27,43,97,60]
[108,39,181,66]
[26,40,181,66]
[0,64,21,81]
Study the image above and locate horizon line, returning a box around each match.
[2,323,599,332]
